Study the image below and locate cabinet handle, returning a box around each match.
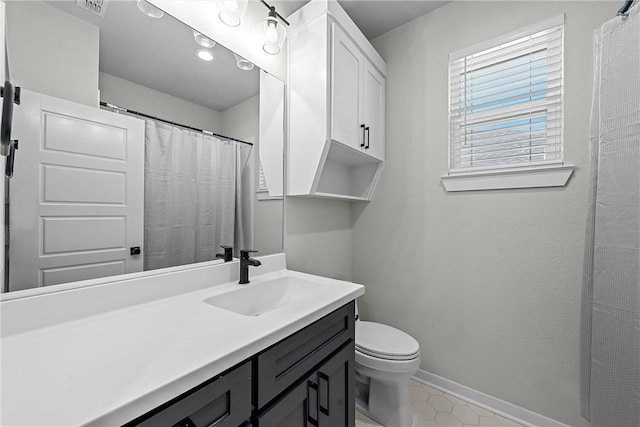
[318,371,330,415]
[365,126,370,149]
[172,417,196,427]
[360,124,366,147]
[307,381,319,426]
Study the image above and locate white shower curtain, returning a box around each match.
[581,4,640,426]
[143,120,252,270]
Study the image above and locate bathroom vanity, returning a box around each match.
[0,254,363,426]
[126,302,355,426]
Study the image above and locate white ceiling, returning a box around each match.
[44,0,449,112]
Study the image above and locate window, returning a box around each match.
[443,16,572,191]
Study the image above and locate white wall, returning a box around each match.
[99,72,223,132]
[221,95,259,142]
[5,0,99,106]
[352,1,612,425]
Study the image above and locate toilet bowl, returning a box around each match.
[354,318,420,427]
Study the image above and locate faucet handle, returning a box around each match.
[240,249,258,259]
[216,245,233,262]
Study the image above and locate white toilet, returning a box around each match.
[354,305,421,427]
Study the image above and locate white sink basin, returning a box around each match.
[203,276,330,316]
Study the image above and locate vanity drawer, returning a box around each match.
[255,301,355,408]
[125,361,252,427]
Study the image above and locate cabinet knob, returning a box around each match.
[360,124,366,147]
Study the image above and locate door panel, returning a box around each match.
[42,165,126,204]
[363,63,385,161]
[318,342,355,427]
[42,217,126,253]
[41,261,125,287]
[43,112,127,160]
[9,90,144,291]
[331,23,363,151]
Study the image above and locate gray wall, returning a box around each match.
[352,2,612,425]
[221,95,284,255]
[285,198,353,281]
[99,72,224,133]
[5,0,99,106]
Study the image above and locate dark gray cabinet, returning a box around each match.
[257,341,355,427]
[255,302,355,427]
[123,361,252,427]
[124,302,355,427]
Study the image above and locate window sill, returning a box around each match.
[256,190,283,201]
[441,165,574,192]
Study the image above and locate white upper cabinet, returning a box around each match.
[287,0,387,200]
[331,23,385,161]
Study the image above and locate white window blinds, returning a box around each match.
[448,16,564,173]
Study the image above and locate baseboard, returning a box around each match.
[412,369,570,427]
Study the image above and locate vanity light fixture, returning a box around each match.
[217,0,248,27]
[193,30,216,48]
[195,48,216,62]
[234,53,255,71]
[259,0,289,55]
[136,0,164,18]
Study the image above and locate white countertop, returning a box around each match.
[0,255,364,426]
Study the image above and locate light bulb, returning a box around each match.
[234,54,254,71]
[137,0,164,18]
[262,14,285,55]
[195,49,215,62]
[265,22,279,43]
[193,30,216,48]
[218,0,247,27]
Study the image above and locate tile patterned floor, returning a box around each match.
[355,379,525,427]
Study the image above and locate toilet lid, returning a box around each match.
[356,321,420,360]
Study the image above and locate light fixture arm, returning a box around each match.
[259,0,290,26]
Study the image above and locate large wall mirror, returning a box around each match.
[3,0,284,293]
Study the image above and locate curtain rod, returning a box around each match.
[99,101,253,146]
[618,0,635,16]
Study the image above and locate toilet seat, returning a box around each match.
[356,321,420,361]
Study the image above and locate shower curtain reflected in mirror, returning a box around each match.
[143,120,252,270]
[581,4,640,426]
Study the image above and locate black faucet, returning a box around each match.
[239,250,261,284]
[215,245,233,262]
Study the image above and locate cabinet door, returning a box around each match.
[256,376,317,427]
[331,23,364,151]
[258,341,355,427]
[363,62,386,161]
[317,342,355,427]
